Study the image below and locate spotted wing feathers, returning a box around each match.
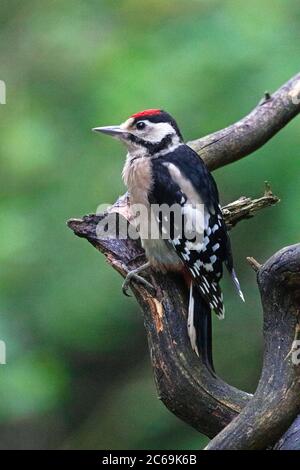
[170,209,226,319]
[150,145,242,318]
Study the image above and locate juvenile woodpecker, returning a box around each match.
[93,109,244,367]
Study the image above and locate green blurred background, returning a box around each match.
[0,0,299,450]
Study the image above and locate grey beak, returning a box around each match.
[92,126,128,138]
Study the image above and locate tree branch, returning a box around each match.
[67,188,278,439]
[222,182,279,229]
[67,204,252,439]
[205,245,300,449]
[68,73,300,449]
[188,72,300,170]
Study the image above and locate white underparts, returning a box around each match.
[122,153,182,271]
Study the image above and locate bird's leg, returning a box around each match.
[122,261,155,296]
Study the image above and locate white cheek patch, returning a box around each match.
[141,121,175,143]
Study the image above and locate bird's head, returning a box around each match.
[93,109,183,156]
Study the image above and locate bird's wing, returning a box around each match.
[149,147,231,317]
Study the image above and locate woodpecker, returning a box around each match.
[93,109,244,368]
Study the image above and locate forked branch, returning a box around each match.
[68,72,300,449]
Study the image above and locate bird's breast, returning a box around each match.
[122,155,153,207]
[122,155,182,271]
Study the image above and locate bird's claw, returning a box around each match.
[122,272,156,296]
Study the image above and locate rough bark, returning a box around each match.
[68,194,269,438]
[206,245,300,449]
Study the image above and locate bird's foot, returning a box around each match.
[122,261,155,296]
[122,273,155,296]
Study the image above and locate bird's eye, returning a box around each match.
[136,121,146,130]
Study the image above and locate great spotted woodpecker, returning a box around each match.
[93,109,244,368]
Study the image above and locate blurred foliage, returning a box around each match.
[0,0,299,450]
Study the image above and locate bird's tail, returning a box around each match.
[231,268,245,302]
[188,283,215,374]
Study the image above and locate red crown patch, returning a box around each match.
[131,109,162,119]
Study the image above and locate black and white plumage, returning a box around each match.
[93,109,244,368]
[150,145,231,320]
